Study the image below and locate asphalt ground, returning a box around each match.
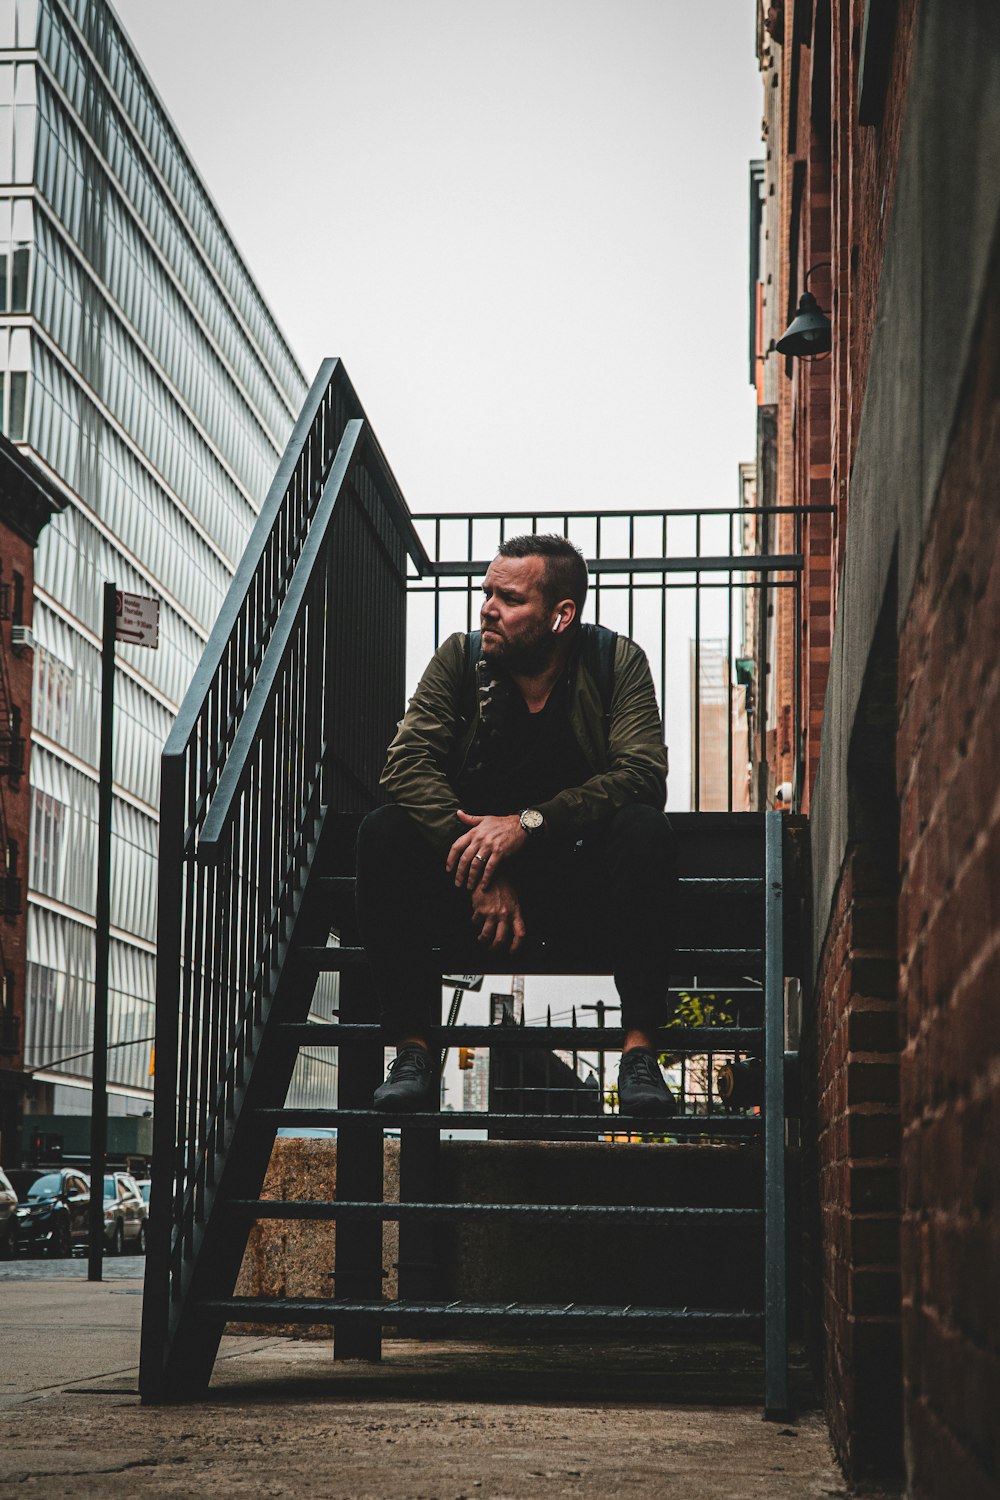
[0,1251,146,1280]
[0,1266,862,1499]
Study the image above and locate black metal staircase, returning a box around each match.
[139,360,810,1415]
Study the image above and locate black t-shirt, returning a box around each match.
[455,671,590,816]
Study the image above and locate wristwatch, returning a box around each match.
[519,808,545,836]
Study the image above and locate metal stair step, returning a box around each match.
[317,876,357,893]
[674,948,762,967]
[282,1022,764,1049]
[199,1297,764,1333]
[256,1107,761,1135]
[677,877,764,891]
[296,946,763,974]
[317,874,765,894]
[227,1199,764,1224]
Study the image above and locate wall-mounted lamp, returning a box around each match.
[775,261,832,357]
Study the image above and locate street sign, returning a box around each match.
[115,590,160,648]
[443,974,484,991]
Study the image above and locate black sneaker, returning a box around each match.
[373,1046,438,1112]
[617,1047,678,1118]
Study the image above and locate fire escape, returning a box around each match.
[140,361,812,1415]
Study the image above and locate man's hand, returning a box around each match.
[470,871,527,952]
[447,810,527,890]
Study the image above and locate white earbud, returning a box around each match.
[551,617,560,633]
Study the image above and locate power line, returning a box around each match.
[25,1034,155,1072]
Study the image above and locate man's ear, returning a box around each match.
[550,599,577,635]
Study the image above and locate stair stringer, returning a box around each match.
[140,803,348,1403]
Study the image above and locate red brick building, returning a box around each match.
[0,434,64,1167]
[752,0,1000,1492]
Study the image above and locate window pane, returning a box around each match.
[10,244,28,310]
[9,370,26,439]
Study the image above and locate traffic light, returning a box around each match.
[458,1047,476,1070]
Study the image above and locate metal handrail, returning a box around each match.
[430,554,803,577]
[143,361,423,1398]
[411,504,834,520]
[198,419,365,858]
[164,360,425,759]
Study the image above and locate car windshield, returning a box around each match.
[104,1176,116,1198]
[26,1174,63,1200]
[139,1183,151,1202]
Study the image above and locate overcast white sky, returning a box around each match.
[113,0,762,519]
[111,0,764,1064]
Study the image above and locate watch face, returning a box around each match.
[520,808,544,832]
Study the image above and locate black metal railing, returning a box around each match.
[435,989,770,1145]
[143,361,425,1380]
[407,505,823,812]
[144,357,811,1405]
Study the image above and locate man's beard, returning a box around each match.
[481,617,557,675]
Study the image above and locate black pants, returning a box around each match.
[356,802,677,1039]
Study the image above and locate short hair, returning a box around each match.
[496,533,588,615]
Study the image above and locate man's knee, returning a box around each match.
[356,804,427,897]
[358,802,415,860]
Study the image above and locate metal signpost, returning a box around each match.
[439,976,484,1076]
[88,584,160,1282]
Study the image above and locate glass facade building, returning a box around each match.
[0,0,336,1118]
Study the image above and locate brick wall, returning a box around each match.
[763,3,999,1493]
[896,248,1000,1500]
[814,836,902,1476]
[828,0,917,601]
[844,0,917,474]
[763,0,918,810]
[0,524,36,1167]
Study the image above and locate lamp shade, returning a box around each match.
[775,291,832,356]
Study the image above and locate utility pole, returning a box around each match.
[88,585,160,1281]
[88,582,116,1282]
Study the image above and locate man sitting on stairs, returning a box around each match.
[356,532,678,1117]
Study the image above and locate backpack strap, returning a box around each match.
[461,629,482,728]
[578,622,617,732]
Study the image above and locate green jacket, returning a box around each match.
[380,630,669,854]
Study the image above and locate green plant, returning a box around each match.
[659,990,734,1067]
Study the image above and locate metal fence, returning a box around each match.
[406,505,816,812]
[449,989,767,1141]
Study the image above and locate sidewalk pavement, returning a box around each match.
[0,1270,854,1498]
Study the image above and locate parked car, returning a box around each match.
[8,1168,89,1257]
[103,1172,146,1255]
[0,1168,18,1258]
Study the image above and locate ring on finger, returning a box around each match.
[473,853,486,864]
